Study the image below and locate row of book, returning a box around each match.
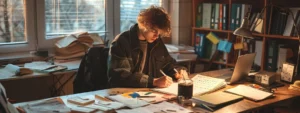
[268,7,300,37]
[195,3,252,31]
[265,40,295,72]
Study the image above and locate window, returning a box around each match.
[0,0,25,44]
[0,0,169,53]
[45,0,106,39]
[0,0,35,53]
[120,0,162,32]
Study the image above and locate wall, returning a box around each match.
[170,0,192,45]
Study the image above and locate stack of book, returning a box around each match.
[54,32,94,60]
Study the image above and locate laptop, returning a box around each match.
[218,53,256,84]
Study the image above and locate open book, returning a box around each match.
[0,64,33,77]
[55,32,93,48]
[152,74,226,96]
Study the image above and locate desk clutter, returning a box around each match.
[17,91,188,113]
[0,64,33,78]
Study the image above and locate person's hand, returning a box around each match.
[174,71,182,79]
[180,69,189,80]
[153,76,173,88]
[174,69,188,80]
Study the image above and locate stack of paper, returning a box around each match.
[18,98,71,113]
[55,32,93,60]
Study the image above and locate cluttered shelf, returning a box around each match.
[192,28,299,40]
[263,34,299,40]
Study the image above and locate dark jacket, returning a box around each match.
[108,24,177,88]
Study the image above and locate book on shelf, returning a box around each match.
[202,3,212,28]
[283,8,300,36]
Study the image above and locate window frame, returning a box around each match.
[0,0,169,53]
[0,0,36,53]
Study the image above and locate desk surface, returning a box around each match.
[14,69,300,113]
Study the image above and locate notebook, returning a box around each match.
[225,85,274,101]
[192,91,243,107]
[152,74,226,96]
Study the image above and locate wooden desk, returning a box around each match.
[0,60,81,96]
[13,69,300,113]
[196,69,300,113]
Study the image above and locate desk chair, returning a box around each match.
[73,47,109,93]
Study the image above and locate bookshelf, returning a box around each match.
[192,0,300,71]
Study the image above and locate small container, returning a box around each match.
[178,79,193,99]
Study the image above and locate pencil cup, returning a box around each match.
[178,79,193,99]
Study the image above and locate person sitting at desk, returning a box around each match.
[108,5,185,88]
[0,83,18,113]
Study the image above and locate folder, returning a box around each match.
[192,91,243,107]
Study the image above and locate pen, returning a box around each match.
[166,109,177,112]
[145,92,152,95]
[138,96,156,98]
[160,69,167,76]
[173,68,178,73]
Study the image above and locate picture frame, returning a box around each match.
[281,63,295,83]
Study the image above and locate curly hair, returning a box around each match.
[137,5,171,37]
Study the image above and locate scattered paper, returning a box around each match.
[117,101,192,113]
[18,98,71,113]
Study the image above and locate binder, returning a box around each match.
[192,91,243,107]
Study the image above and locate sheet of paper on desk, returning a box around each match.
[135,91,175,103]
[18,98,71,113]
[62,95,97,113]
[107,94,149,108]
[24,61,56,70]
[55,59,81,70]
[117,101,192,113]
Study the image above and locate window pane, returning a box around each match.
[0,0,26,44]
[45,0,105,39]
[120,0,162,32]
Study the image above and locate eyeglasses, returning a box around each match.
[144,28,160,34]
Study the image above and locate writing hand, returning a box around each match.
[153,76,173,88]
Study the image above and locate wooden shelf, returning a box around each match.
[192,0,299,71]
[264,34,299,40]
[192,27,233,33]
